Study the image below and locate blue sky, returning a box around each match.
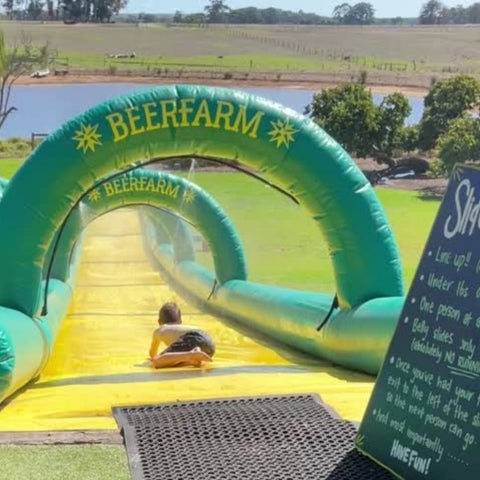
[124,1,474,17]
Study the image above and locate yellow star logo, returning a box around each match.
[183,188,196,204]
[87,188,101,202]
[268,118,298,149]
[73,123,102,153]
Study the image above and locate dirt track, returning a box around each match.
[16,72,429,98]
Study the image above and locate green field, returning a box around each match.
[1,22,479,79]
[0,162,440,479]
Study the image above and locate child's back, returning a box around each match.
[149,302,215,367]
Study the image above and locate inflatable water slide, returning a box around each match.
[0,85,406,405]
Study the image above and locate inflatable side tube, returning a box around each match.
[0,279,73,402]
[142,215,404,374]
[0,177,8,200]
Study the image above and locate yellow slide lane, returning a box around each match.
[0,210,375,431]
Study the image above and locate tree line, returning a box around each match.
[1,0,127,22]
[170,0,376,25]
[419,0,480,24]
[173,1,333,25]
[171,0,480,26]
[306,75,480,176]
[4,0,480,25]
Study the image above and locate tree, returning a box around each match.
[467,3,480,23]
[418,75,480,150]
[306,83,410,162]
[333,2,351,23]
[436,117,480,173]
[419,0,445,24]
[173,10,182,23]
[204,0,229,23]
[375,93,411,156]
[46,0,54,19]
[2,0,17,19]
[228,7,262,24]
[0,30,51,132]
[347,2,375,24]
[333,2,374,24]
[59,0,127,22]
[26,0,44,20]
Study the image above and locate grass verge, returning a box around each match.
[0,158,23,179]
[0,445,129,480]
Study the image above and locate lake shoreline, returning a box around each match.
[16,73,428,98]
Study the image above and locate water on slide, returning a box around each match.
[0,209,375,431]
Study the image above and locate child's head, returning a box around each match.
[158,302,182,325]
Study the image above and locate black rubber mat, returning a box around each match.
[113,394,395,480]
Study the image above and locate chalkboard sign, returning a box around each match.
[356,165,480,480]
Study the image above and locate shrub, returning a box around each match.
[436,116,480,173]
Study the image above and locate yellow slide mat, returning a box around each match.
[0,210,375,431]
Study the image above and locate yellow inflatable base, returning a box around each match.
[0,210,374,431]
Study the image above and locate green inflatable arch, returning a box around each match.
[48,169,246,285]
[0,85,403,318]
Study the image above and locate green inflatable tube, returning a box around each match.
[0,279,73,401]
[0,177,7,200]
[141,213,404,374]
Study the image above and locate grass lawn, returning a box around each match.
[0,166,440,479]
[0,445,129,480]
[0,158,23,179]
[191,172,439,291]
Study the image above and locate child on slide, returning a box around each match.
[149,302,215,368]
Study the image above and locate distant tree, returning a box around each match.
[204,0,230,23]
[347,2,375,24]
[391,16,403,25]
[183,13,205,24]
[138,12,156,23]
[0,31,51,132]
[447,5,467,23]
[418,75,480,150]
[419,0,445,24]
[262,7,281,24]
[228,7,262,24]
[467,2,480,22]
[2,0,18,18]
[46,0,54,19]
[307,83,410,163]
[333,2,351,23]
[26,0,44,19]
[333,2,374,25]
[173,10,182,23]
[59,0,127,22]
[60,0,83,21]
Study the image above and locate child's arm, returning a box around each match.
[149,331,162,359]
[150,350,212,369]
